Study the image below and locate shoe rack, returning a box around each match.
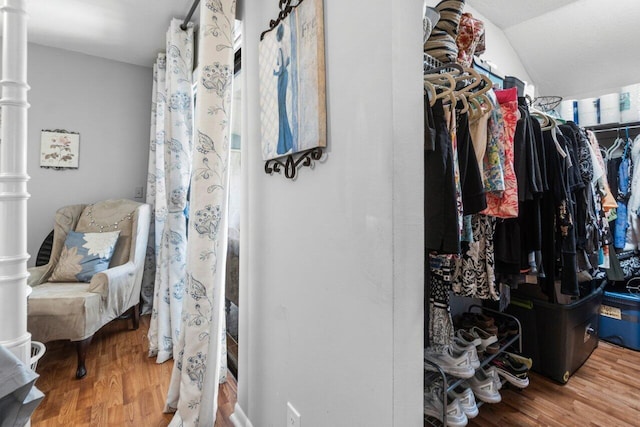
[424,306,523,426]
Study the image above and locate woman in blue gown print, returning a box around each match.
[274,24,294,155]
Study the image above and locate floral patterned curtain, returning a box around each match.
[140,56,164,316]
[146,19,195,363]
[165,0,235,425]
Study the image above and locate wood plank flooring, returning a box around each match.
[30,314,640,426]
[31,314,236,427]
[469,341,640,427]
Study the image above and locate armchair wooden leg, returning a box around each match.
[132,303,140,330]
[76,336,93,379]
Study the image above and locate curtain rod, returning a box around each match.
[180,0,200,30]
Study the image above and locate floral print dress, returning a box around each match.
[483,87,519,218]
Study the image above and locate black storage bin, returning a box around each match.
[504,75,525,97]
[503,281,605,383]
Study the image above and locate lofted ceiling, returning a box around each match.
[17,0,640,100]
[467,0,640,99]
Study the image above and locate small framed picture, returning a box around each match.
[40,129,80,169]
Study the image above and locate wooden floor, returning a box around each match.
[30,316,640,426]
[468,341,640,427]
[31,314,236,427]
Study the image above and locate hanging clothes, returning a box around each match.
[539,127,579,298]
[424,97,459,254]
[456,106,487,215]
[614,150,631,249]
[483,87,519,218]
[452,214,498,300]
[452,107,496,300]
[428,254,455,349]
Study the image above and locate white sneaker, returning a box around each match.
[448,385,479,419]
[485,366,504,390]
[424,385,468,427]
[455,328,482,347]
[490,354,530,388]
[467,367,502,403]
[424,345,475,379]
[452,337,481,369]
[469,326,499,354]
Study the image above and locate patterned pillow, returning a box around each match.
[50,231,120,282]
[424,0,466,63]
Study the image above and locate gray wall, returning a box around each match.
[26,43,152,265]
[239,0,425,425]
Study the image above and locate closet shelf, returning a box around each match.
[586,120,640,133]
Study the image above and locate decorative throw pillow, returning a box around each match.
[424,0,466,63]
[50,230,120,282]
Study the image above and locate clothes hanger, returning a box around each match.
[607,137,625,159]
[424,62,464,76]
[424,82,436,106]
[424,72,456,88]
[456,90,470,114]
[529,107,567,157]
[549,117,568,158]
[472,74,493,97]
[530,108,550,129]
[465,96,481,122]
[454,67,483,93]
[424,73,456,106]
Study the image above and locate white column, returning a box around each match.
[0,0,31,365]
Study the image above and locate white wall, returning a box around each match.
[239,0,424,425]
[463,4,532,85]
[26,43,151,265]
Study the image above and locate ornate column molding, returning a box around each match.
[0,0,31,364]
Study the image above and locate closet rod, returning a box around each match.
[180,0,200,30]
[589,124,640,134]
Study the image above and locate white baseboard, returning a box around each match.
[230,402,253,427]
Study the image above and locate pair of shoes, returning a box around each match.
[467,326,500,354]
[424,345,475,379]
[464,367,502,404]
[504,351,533,370]
[495,318,519,338]
[448,384,479,419]
[454,313,498,335]
[485,366,503,391]
[424,384,468,427]
[452,337,480,369]
[490,353,530,389]
[455,329,482,348]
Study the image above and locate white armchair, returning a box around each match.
[27,199,150,379]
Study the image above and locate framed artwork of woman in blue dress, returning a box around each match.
[258,0,326,161]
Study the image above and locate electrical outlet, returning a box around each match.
[287,402,301,427]
[134,186,144,199]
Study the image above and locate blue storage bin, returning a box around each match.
[599,291,640,351]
